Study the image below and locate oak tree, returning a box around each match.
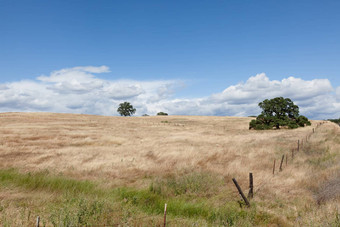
[117,102,136,116]
[249,97,311,130]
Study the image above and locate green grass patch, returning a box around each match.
[0,169,99,195]
[149,171,223,197]
[117,187,275,225]
[118,187,211,219]
[0,168,280,226]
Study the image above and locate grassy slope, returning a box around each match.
[0,112,339,226]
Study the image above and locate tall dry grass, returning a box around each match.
[0,113,321,184]
[0,112,339,226]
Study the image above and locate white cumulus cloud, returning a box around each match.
[0,67,339,119]
[336,87,340,100]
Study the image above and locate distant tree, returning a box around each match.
[328,118,340,124]
[157,112,168,116]
[249,97,311,130]
[117,102,136,116]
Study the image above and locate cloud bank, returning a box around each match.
[0,66,339,119]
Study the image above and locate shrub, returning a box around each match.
[297,115,311,127]
[157,112,168,116]
[328,118,340,124]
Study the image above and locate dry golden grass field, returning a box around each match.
[0,112,339,226]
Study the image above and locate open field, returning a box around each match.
[0,112,339,226]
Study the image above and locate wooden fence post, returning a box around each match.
[163,203,167,227]
[273,159,276,175]
[286,154,288,166]
[279,155,284,172]
[36,216,40,227]
[248,173,253,199]
[313,128,315,133]
[232,178,250,207]
[297,140,300,152]
[291,149,294,159]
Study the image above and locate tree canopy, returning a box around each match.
[157,112,168,116]
[249,97,311,130]
[117,102,136,116]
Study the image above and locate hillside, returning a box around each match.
[0,112,339,226]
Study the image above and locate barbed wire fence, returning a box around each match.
[232,122,326,207]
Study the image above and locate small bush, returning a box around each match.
[328,118,340,124]
[157,112,168,116]
[297,115,311,127]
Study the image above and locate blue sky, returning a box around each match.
[0,1,340,118]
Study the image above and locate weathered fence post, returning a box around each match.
[248,173,253,199]
[232,178,250,207]
[286,154,288,166]
[163,203,167,227]
[297,140,300,152]
[313,128,315,133]
[291,149,294,159]
[279,155,284,172]
[273,159,276,175]
[36,216,40,227]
